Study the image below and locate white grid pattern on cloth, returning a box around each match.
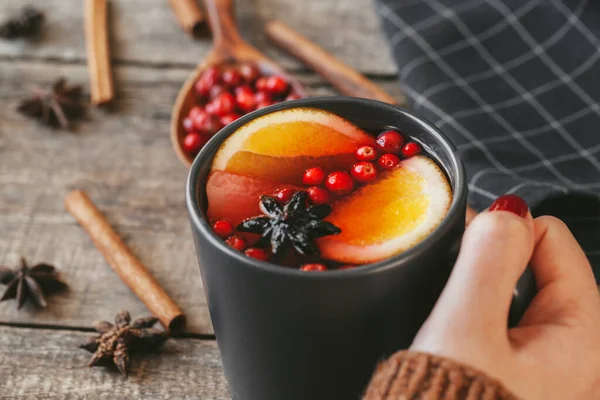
[374,0,600,272]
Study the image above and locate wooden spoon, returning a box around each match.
[170,0,307,168]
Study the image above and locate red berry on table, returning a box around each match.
[212,219,234,238]
[183,132,207,154]
[195,66,221,97]
[225,235,247,251]
[300,263,327,272]
[376,130,404,154]
[273,187,296,203]
[265,75,288,95]
[235,85,256,112]
[220,113,242,126]
[189,105,204,118]
[182,117,194,132]
[325,171,354,195]
[302,167,326,186]
[245,247,270,261]
[238,63,260,83]
[378,153,400,170]
[285,92,301,101]
[402,142,421,157]
[254,91,272,104]
[222,67,243,88]
[255,76,268,91]
[209,92,236,116]
[351,162,377,183]
[209,84,227,99]
[355,145,377,161]
[307,187,330,205]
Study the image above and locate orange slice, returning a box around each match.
[318,156,452,264]
[212,108,375,184]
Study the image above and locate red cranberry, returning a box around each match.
[402,142,421,157]
[238,63,260,83]
[195,66,221,97]
[182,117,194,132]
[254,91,272,104]
[255,77,268,92]
[188,106,204,118]
[273,187,296,203]
[265,75,288,95]
[212,220,234,238]
[195,114,223,136]
[355,145,377,161]
[285,92,301,101]
[307,187,330,205]
[208,92,236,116]
[325,171,354,195]
[192,111,210,131]
[302,167,326,186]
[256,100,275,109]
[225,235,247,251]
[220,113,242,126]
[209,84,227,99]
[300,263,327,271]
[222,68,243,88]
[245,247,269,261]
[351,162,377,183]
[376,130,405,154]
[183,132,207,154]
[378,153,400,170]
[235,85,256,113]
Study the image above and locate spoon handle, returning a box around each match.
[203,0,243,50]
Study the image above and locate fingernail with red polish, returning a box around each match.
[489,194,528,218]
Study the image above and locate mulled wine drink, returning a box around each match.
[205,107,452,269]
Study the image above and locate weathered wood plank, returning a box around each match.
[0,60,406,334]
[0,326,229,399]
[0,0,396,75]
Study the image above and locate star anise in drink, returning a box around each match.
[0,257,67,309]
[237,191,341,256]
[0,6,44,39]
[18,77,86,130]
[80,310,169,377]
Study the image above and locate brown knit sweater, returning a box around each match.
[363,351,519,399]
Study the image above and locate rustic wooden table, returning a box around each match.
[0,0,403,398]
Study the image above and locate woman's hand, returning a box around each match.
[412,195,600,399]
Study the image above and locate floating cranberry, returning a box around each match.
[208,92,236,116]
[182,117,194,132]
[222,68,243,88]
[378,153,400,170]
[212,220,234,238]
[220,113,241,126]
[235,85,256,113]
[209,84,227,99]
[225,235,247,251]
[355,145,377,161]
[183,132,207,154]
[239,63,260,83]
[265,75,288,95]
[325,171,354,195]
[255,77,268,92]
[402,142,421,157]
[195,66,220,98]
[307,187,330,205]
[376,130,404,154]
[273,187,296,203]
[285,92,301,101]
[245,247,269,261]
[254,91,272,104]
[302,167,325,186]
[351,162,377,183]
[300,263,327,271]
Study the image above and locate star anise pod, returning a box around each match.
[80,310,169,377]
[237,191,341,257]
[18,77,86,130]
[0,257,67,309]
[0,6,44,39]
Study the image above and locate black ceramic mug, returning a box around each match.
[187,97,468,400]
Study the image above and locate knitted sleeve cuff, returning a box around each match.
[363,350,519,400]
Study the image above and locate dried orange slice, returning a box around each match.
[318,156,452,264]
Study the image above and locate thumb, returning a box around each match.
[425,195,534,338]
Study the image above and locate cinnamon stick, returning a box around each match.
[65,190,185,332]
[84,0,114,105]
[265,20,405,106]
[168,0,206,37]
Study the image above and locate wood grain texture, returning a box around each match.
[0,0,396,75]
[0,60,407,334]
[0,326,229,399]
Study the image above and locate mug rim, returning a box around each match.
[186,96,466,279]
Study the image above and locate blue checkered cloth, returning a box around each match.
[375,0,600,278]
